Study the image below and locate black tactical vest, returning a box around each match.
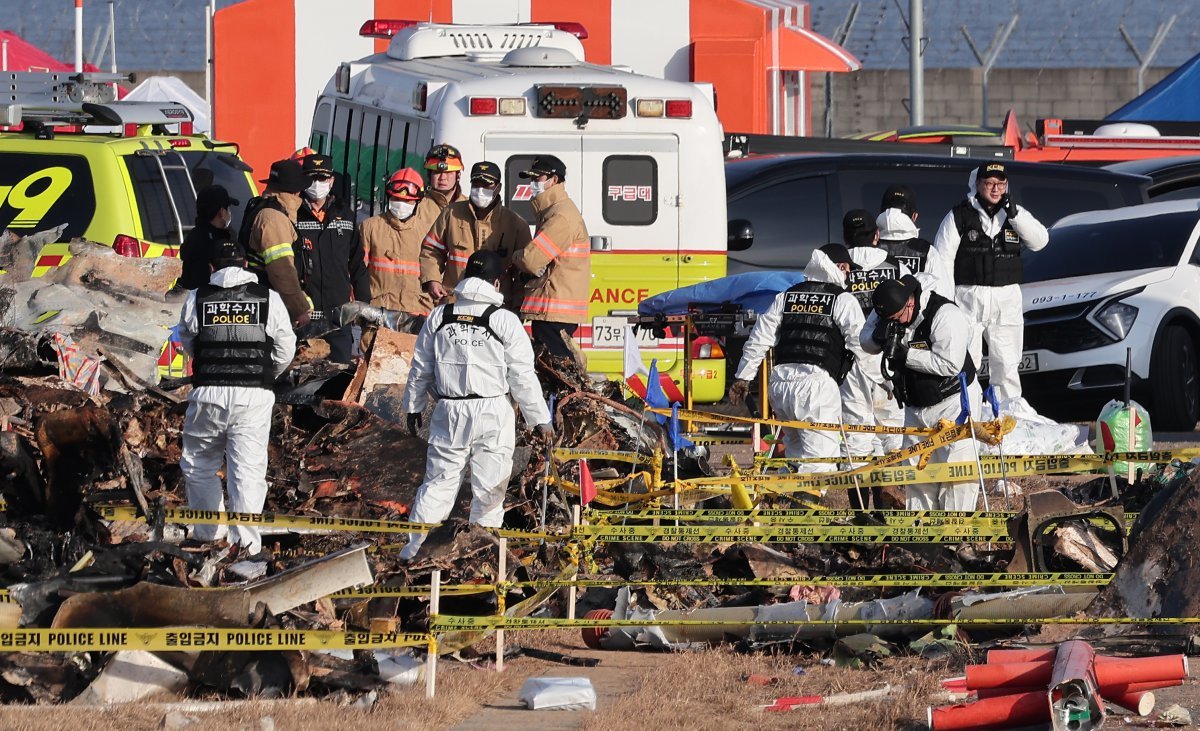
[951,200,1023,287]
[773,281,852,383]
[433,303,505,399]
[845,255,902,314]
[900,292,977,408]
[879,237,932,274]
[191,282,275,389]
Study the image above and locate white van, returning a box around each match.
[307,21,727,393]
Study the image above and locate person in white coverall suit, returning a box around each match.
[400,251,552,560]
[875,184,953,299]
[862,275,982,511]
[178,241,297,555]
[728,245,865,475]
[933,162,1048,404]
[841,210,911,493]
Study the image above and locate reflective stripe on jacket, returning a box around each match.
[512,185,590,324]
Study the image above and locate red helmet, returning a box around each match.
[424,143,463,172]
[290,146,317,161]
[385,168,425,200]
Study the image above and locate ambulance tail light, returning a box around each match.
[168,138,192,148]
[499,98,526,115]
[665,99,693,119]
[692,337,724,360]
[635,99,664,118]
[469,97,498,115]
[359,19,419,38]
[179,122,194,136]
[113,234,142,257]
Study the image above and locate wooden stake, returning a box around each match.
[495,538,506,672]
[426,569,440,699]
[568,505,581,620]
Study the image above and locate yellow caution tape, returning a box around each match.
[571,523,1009,543]
[96,506,552,540]
[0,628,429,652]
[329,585,495,599]
[430,615,1200,631]
[651,407,940,435]
[514,572,1112,589]
[591,507,1136,532]
[554,448,656,466]
[755,450,1196,470]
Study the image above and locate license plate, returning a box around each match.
[590,316,663,349]
[979,353,1039,377]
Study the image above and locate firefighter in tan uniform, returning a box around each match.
[512,155,590,358]
[244,159,312,327]
[360,168,433,315]
[419,161,532,309]
[419,144,468,304]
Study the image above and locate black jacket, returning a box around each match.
[179,221,232,290]
[294,195,370,311]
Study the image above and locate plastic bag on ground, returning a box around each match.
[519,677,597,711]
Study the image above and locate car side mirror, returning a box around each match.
[728,219,754,251]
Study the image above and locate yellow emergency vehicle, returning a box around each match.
[0,71,258,377]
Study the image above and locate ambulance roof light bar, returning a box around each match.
[381,21,585,62]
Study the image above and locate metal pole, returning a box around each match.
[909,0,924,125]
[207,0,216,134]
[108,0,116,72]
[1125,347,1135,485]
[1121,16,1176,95]
[961,16,1018,126]
[2,39,7,72]
[75,0,84,72]
[568,506,581,620]
[966,412,989,513]
[824,3,859,138]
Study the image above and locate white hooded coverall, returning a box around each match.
[932,169,1049,403]
[399,277,551,559]
[841,247,910,462]
[734,249,866,473]
[178,267,297,554]
[875,208,954,299]
[861,287,982,511]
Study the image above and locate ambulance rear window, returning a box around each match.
[124,152,196,246]
[0,153,95,242]
[602,156,657,226]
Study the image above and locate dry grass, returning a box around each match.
[576,647,954,731]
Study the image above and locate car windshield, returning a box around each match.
[1024,212,1196,282]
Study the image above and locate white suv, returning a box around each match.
[1019,199,1200,430]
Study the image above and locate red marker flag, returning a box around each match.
[579,458,596,505]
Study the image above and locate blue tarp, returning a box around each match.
[637,271,806,316]
[1107,51,1200,122]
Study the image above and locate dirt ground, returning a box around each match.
[3,628,1196,730]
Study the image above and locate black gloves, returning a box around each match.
[407,412,422,436]
[883,321,909,367]
[1000,193,1018,219]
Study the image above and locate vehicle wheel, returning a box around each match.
[1150,325,1200,431]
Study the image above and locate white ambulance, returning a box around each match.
[307,20,727,399]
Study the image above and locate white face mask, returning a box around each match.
[470,186,496,208]
[213,208,232,230]
[528,180,547,197]
[304,178,332,201]
[388,200,416,220]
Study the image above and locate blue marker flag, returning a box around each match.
[644,358,671,424]
[669,403,696,452]
[956,372,971,425]
[983,384,1000,418]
